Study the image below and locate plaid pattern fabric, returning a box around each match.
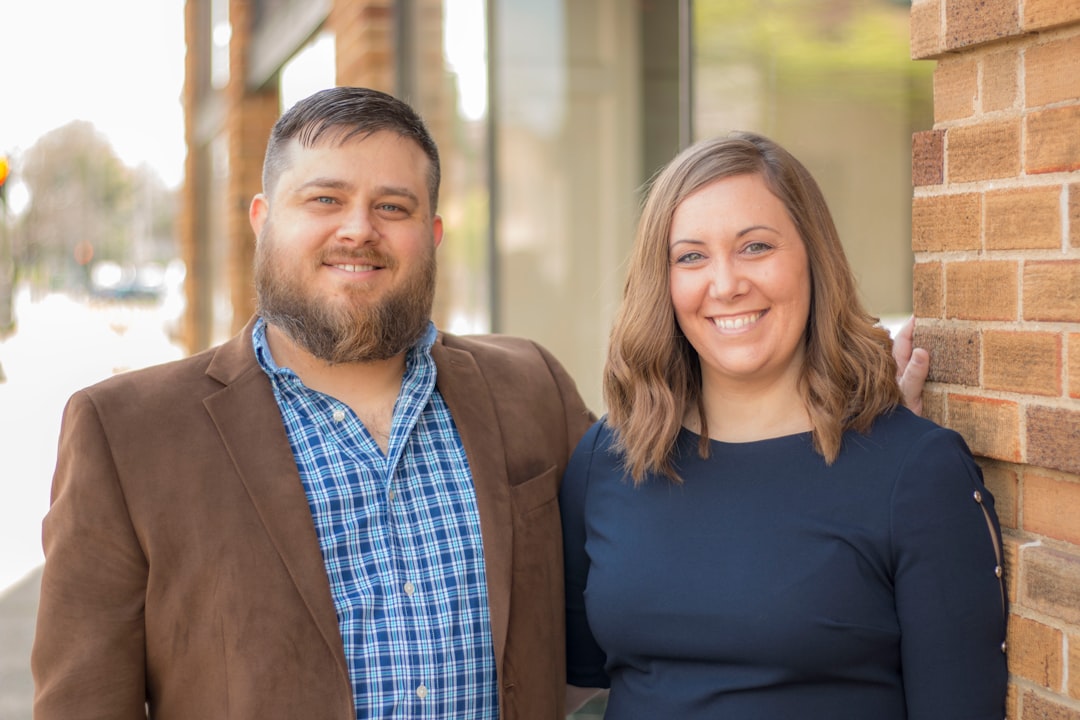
[254,319,498,719]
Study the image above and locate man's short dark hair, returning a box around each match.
[262,86,441,211]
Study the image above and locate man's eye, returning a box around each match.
[315,196,337,204]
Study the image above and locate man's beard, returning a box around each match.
[254,226,437,364]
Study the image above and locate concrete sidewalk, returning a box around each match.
[0,565,40,720]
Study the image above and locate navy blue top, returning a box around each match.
[562,408,1007,720]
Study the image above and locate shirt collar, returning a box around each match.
[252,316,437,379]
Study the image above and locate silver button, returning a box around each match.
[973,490,983,503]
[332,408,346,423]
[1001,640,1007,653]
[404,581,415,597]
[994,565,1002,578]
[416,684,428,699]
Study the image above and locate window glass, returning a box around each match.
[693,0,933,321]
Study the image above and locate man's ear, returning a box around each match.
[432,214,444,249]
[250,194,269,238]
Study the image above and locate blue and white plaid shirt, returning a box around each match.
[254,318,498,719]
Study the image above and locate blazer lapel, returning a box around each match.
[202,323,349,684]
[431,338,513,675]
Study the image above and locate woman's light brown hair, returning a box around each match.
[604,131,902,484]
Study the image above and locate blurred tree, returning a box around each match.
[14,121,149,293]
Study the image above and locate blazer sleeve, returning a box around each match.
[891,427,1008,720]
[32,390,150,720]
[560,420,611,689]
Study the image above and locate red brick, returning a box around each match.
[947,119,1022,182]
[985,186,1062,250]
[910,0,945,59]
[912,130,945,187]
[982,46,1019,112]
[1070,633,1080,700]
[1024,473,1080,546]
[980,460,1019,528]
[934,56,978,121]
[1007,614,1063,690]
[1020,687,1080,719]
[944,0,1020,50]
[1023,261,1080,323]
[1026,35,1080,109]
[923,388,947,425]
[912,193,981,252]
[946,261,1018,321]
[1022,0,1080,32]
[948,394,1021,462]
[913,325,979,385]
[1020,543,1080,626]
[1070,334,1080,399]
[1003,531,1021,603]
[983,330,1062,396]
[1026,106,1080,175]
[1071,184,1080,249]
[1027,406,1080,476]
[912,262,943,318]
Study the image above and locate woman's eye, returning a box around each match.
[673,251,705,264]
[744,241,772,254]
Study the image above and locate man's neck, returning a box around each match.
[266,323,407,453]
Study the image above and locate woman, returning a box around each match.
[562,132,1006,719]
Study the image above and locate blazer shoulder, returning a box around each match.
[78,329,256,411]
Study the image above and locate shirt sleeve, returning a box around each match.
[890,426,1007,719]
[32,390,150,720]
[560,420,612,689]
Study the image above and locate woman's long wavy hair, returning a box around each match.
[604,131,902,484]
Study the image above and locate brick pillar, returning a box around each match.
[227,0,280,332]
[181,0,213,353]
[330,0,396,91]
[910,1,1080,716]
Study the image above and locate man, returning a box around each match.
[32,87,592,720]
[32,87,928,719]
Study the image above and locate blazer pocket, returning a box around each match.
[509,465,560,517]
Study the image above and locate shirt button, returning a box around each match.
[973,490,983,503]
[404,581,416,597]
[332,408,346,423]
[416,684,428,699]
[1001,640,1007,653]
[994,565,1003,578]
[388,488,396,502]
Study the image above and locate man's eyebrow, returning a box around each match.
[293,178,353,193]
[291,179,420,204]
[374,185,421,204]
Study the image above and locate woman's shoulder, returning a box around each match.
[838,407,977,480]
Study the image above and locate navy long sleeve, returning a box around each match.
[561,407,1007,720]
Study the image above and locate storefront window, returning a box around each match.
[693,0,933,321]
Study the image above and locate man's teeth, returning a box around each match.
[713,312,763,330]
[335,264,377,272]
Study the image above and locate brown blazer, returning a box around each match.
[32,318,594,720]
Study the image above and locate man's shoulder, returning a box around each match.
[78,331,252,405]
[436,331,542,354]
[434,331,558,370]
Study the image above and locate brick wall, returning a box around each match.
[226,0,280,332]
[330,0,396,92]
[910,1,1080,716]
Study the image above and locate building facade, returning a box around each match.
[182,1,1080,714]
[181,0,929,410]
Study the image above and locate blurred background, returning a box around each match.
[0,1,929,716]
